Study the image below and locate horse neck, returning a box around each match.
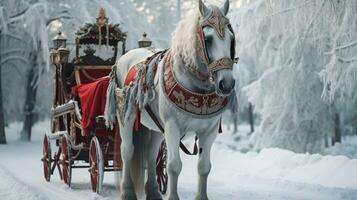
[172,57,215,93]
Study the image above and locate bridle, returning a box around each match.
[189,7,236,81]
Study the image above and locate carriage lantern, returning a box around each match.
[58,47,70,63]
[51,31,70,64]
[138,32,152,48]
[52,31,67,49]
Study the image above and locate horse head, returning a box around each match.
[197,0,236,96]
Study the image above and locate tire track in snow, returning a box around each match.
[0,165,46,200]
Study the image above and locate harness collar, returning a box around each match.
[163,51,228,116]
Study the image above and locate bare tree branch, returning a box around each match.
[337,56,357,64]
[3,61,25,77]
[269,1,314,17]
[0,49,29,56]
[0,56,30,65]
[2,33,32,45]
[325,40,357,55]
[9,8,29,19]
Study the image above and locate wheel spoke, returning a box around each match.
[43,134,52,182]
[60,136,71,186]
[89,137,103,194]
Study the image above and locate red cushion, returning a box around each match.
[72,77,109,135]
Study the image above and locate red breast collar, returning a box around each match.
[163,52,228,116]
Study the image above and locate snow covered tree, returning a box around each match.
[318,0,357,143]
[0,0,70,141]
[0,27,5,144]
[0,2,44,141]
[230,0,357,153]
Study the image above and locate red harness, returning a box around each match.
[124,66,138,86]
[123,62,144,131]
[163,52,228,116]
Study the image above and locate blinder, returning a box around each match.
[228,24,236,61]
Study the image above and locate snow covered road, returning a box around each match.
[1,122,357,200]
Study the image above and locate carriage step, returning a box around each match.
[52,100,82,120]
[52,101,75,117]
[48,131,67,140]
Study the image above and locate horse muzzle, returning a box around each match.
[216,78,235,96]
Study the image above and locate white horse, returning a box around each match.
[105,0,237,199]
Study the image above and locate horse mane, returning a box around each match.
[171,9,200,67]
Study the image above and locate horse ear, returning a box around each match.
[199,0,209,17]
[221,0,230,15]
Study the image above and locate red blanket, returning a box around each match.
[72,78,109,135]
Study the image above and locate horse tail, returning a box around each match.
[104,66,119,130]
[131,126,148,198]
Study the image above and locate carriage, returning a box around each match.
[41,8,167,194]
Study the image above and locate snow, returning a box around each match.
[1,121,357,200]
[324,136,357,159]
[0,167,46,200]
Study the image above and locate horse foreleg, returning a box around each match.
[119,119,137,200]
[165,120,182,200]
[145,131,164,200]
[195,131,216,200]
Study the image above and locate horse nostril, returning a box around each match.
[219,80,225,91]
[218,79,235,95]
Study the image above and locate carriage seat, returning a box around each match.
[72,66,111,136]
[74,65,112,85]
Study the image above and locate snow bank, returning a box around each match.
[324,136,357,159]
[211,146,357,190]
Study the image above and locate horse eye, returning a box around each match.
[205,35,213,43]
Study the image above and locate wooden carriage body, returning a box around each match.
[44,8,124,193]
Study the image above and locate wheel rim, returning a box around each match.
[61,136,71,186]
[42,134,51,182]
[89,139,98,192]
[156,141,168,194]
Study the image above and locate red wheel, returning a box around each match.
[156,141,168,194]
[89,136,104,194]
[42,134,51,182]
[60,136,72,186]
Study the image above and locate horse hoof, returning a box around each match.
[195,195,209,200]
[145,185,163,200]
[167,197,179,200]
[146,193,163,200]
[120,193,137,200]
